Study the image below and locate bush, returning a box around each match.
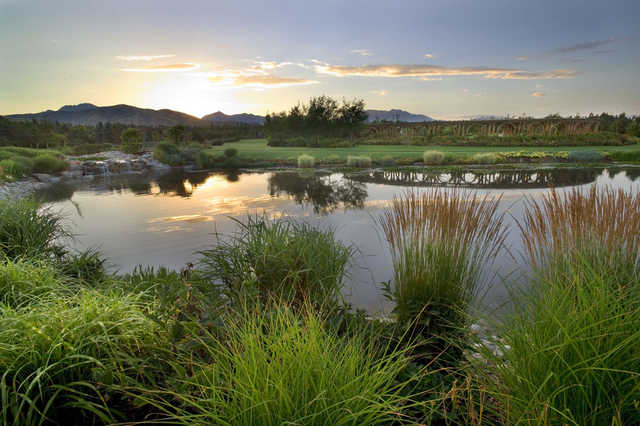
[195,151,218,169]
[157,305,412,425]
[346,155,372,168]
[198,216,352,308]
[297,154,315,168]
[568,149,605,162]
[120,128,144,154]
[423,150,445,165]
[224,147,238,158]
[32,154,68,174]
[0,199,67,260]
[153,141,187,166]
[470,152,499,164]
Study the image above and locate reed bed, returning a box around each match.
[379,189,507,341]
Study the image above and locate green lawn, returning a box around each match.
[205,139,640,164]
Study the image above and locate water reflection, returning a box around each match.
[268,172,367,214]
[348,167,611,189]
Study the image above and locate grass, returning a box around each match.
[0,147,68,178]
[378,189,507,357]
[198,216,352,308]
[297,154,315,168]
[0,199,67,260]
[423,150,446,165]
[204,139,640,167]
[146,304,415,425]
[346,155,372,168]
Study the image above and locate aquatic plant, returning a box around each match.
[297,154,315,168]
[379,189,506,351]
[198,216,352,308]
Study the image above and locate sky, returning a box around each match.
[1,0,639,120]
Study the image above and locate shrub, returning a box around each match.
[346,155,372,168]
[32,154,68,174]
[0,290,163,424]
[379,189,506,358]
[297,154,315,168]
[0,199,67,260]
[153,141,186,166]
[120,127,144,154]
[156,305,412,425]
[470,152,499,164]
[567,149,605,162]
[195,151,218,169]
[423,150,445,165]
[198,216,352,308]
[224,147,238,158]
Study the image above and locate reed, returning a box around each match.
[378,189,507,345]
[519,186,640,278]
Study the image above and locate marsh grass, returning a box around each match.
[346,155,372,168]
[0,199,67,260]
[379,189,507,354]
[198,216,352,309]
[133,304,416,425]
[0,259,71,309]
[423,150,446,165]
[297,154,315,168]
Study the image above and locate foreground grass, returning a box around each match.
[204,139,640,167]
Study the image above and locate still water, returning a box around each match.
[38,166,640,314]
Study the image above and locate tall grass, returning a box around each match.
[379,189,507,346]
[0,199,67,260]
[297,154,315,168]
[423,150,445,165]
[0,289,164,425]
[483,186,640,424]
[199,216,352,308]
[346,155,372,168]
[141,304,414,425]
[0,259,71,308]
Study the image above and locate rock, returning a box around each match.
[82,161,108,176]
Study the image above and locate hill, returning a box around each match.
[366,109,433,123]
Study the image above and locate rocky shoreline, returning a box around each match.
[0,151,169,201]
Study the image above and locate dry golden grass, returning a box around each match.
[520,186,640,273]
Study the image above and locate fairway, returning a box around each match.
[206,139,640,164]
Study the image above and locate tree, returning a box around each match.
[168,125,186,145]
[120,127,144,153]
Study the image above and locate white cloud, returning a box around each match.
[123,63,199,72]
[351,49,372,56]
[116,54,176,61]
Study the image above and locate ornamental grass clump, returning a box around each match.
[297,154,315,168]
[346,155,372,168]
[482,186,640,425]
[198,216,352,309]
[144,304,414,425]
[379,189,507,349]
[423,150,445,165]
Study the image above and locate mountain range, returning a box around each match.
[4,103,434,126]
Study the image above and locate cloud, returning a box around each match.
[549,38,614,54]
[123,63,200,72]
[351,49,372,56]
[116,54,176,61]
[515,56,528,61]
[315,63,577,79]
[250,61,307,71]
[370,90,388,96]
[531,91,545,97]
[206,72,316,88]
[424,53,434,59]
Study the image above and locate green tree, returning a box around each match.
[168,125,186,145]
[120,127,144,153]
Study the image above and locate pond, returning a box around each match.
[38,166,640,314]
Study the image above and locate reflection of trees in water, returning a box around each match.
[268,172,367,214]
[608,167,640,182]
[349,168,606,189]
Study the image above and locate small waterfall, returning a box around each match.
[101,161,111,176]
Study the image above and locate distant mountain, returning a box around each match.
[366,109,434,123]
[202,111,265,125]
[6,103,204,127]
[461,115,506,121]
